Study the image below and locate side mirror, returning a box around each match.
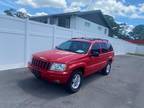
[55,46,59,49]
[91,50,99,57]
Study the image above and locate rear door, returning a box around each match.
[87,43,102,75]
[99,42,112,68]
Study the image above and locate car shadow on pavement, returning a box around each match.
[17,76,69,100]
[82,72,103,88]
[17,72,103,100]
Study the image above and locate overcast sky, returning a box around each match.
[0,0,144,26]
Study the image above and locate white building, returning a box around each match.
[30,10,112,37]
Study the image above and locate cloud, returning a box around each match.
[17,8,32,16]
[139,3,144,13]
[126,24,134,33]
[64,2,85,12]
[34,12,48,16]
[66,0,144,19]
[17,8,28,13]
[17,8,48,17]
[15,0,144,19]
[129,13,144,19]
[121,0,126,3]
[16,0,67,8]
[16,0,36,7]
[89,0,137,16]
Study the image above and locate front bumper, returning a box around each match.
[28,63,70,84]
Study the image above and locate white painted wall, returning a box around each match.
[0,16,25,70]
[0,15,142,70]
[70,16,109,36]
[135,45,144,54]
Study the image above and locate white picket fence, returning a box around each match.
[0,15,140,70]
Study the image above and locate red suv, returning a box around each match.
[28,38,114,93]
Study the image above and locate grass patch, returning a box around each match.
[128,53,144,57]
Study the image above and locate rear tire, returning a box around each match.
[101,62,111,75]
[66,70,83,93]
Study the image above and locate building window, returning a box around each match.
[104,28,107,34]
[85,22,90,27]
[98,26,102,31]
[50,17,57,25]
[58,17,70,28]
[65,18,70,28]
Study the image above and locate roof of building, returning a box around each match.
[30,10,111,29]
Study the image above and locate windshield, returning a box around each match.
[56,40,91,54]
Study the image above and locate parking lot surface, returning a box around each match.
[0,55,144,108]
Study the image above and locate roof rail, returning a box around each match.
[72,37,108,41]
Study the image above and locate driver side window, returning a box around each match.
[91,43,101,53]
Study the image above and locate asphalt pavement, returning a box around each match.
[0,55,144,108]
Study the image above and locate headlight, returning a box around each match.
[50,63,66,71]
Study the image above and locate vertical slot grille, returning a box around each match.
[32,58,50,70]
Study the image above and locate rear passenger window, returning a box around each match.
[91,43,101,53]
[107,43,113,51]
[100,43,108,53]
[100,42,113,53]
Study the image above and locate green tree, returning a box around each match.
[4,8,15,16]
[104,15,125,38]
[104,15,135,40]
[16,11,29,19]
[4,8,29,19]
[130,25,144,40]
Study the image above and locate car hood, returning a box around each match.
[33,50,86,63]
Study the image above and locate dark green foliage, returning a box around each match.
[104,15,144,40]
[130,25,144,40]
[4,8,29,19]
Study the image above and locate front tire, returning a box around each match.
[66,70,83,93]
